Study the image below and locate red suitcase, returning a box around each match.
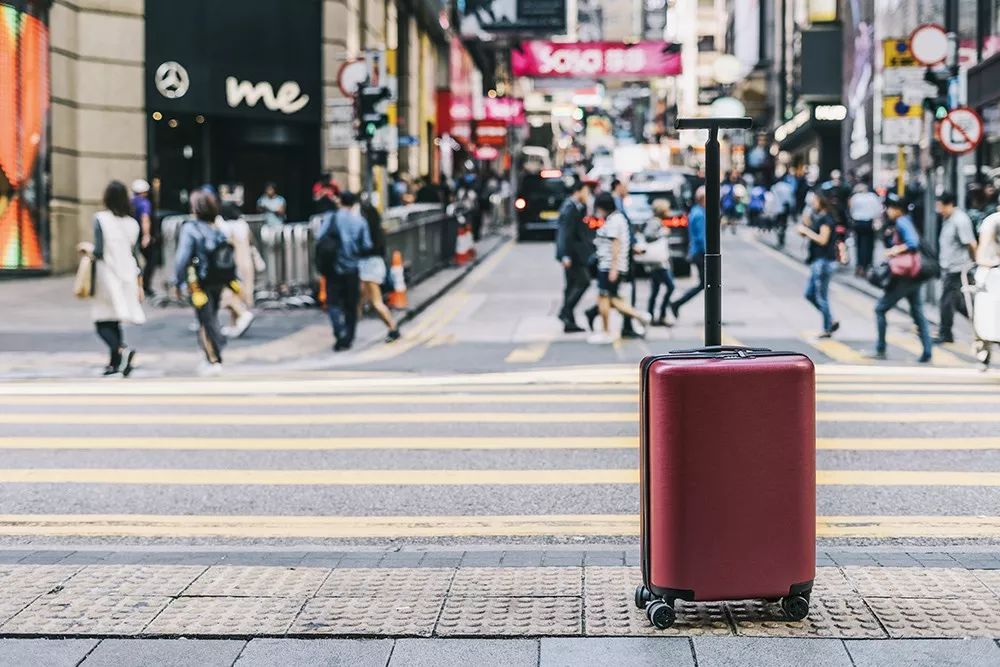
[635,117,816,629]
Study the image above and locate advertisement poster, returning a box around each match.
[458,0,567,37]
[842,0,874,177]
[512,41,682,78]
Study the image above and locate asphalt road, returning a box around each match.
[1,230,998,548]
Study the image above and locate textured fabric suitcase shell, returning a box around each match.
[640,352,816,602]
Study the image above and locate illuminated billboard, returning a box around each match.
[0,0,49,271]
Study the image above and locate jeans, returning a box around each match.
[805,259,835,332]
[854,221,875,270]
[875,279,932,357]
[938,271,968,339]
[95,320,123,366]
[647,267,675,320]
[559,262,590,323]
[672,253,705,311]
[326,270,361,346]
[195,288,225,364]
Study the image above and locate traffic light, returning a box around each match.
[356,85,391,141]
[923,68,951,120]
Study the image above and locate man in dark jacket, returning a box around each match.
[556,180,593,333]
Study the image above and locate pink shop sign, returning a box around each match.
[512,41,682,78]
[483,98,525,125]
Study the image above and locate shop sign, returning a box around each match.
[475,120,508,147]
[483,97,525,125]
[512,41,683,78]
[459,0,566,37]
[226,77,310,115]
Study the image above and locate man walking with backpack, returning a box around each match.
[316,192,372,351]
[174,188,237,375]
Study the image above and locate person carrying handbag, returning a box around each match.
[868,195,932,363]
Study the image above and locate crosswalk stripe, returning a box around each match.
[816,383,999,393]
[0,436,996,451]
[0,411,994,425]
[816,392,1000,404]
[885,333,968,367]
[0,513,993,538]
[505,343,550,364]
[0,468,996,486]
[0,393,639,407]
[801,334,871,364]
[0,436,637,451]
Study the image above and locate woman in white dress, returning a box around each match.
[90,181,146,375]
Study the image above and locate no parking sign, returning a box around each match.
[937,107,984,155]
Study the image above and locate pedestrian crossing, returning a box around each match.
[0,363,998,541]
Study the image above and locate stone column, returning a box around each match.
[48,0,146,272]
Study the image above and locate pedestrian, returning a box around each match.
[312,172,340,214]
[174,188,231,375]
[586,192,651,344]
[611,178,640,339]
[317,191,372,351]
[771,173,795,247]
[797,193,840,338]
[869,195,933,362]
[976,204,1000,269]
[848,182,882,275]
[130,179,158,297]
[555,180,593,333]
[669,186,707,320]
[359,201,401,343]
[256,181,286,226]
[645,199,675,326]
[933,192,977,344]
[216,206,258,339]
[87,180,146,376]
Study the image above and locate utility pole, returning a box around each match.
[944,0,959,198]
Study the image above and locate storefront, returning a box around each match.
[0,0,50,272]
[774,104,845,179]
[969,52,1000,181]
[145,0,322,219]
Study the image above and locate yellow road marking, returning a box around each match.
[0,436,636,451]
[0,436,995,451]
[505,343,550,364]
[886,333,968,367]
[816,411,1000,423]
[817,392,1000,404]
[0,513,994,538]
[0,393,638,407]
[721,333,744,347]
[0,468,997,486]
[816,383,999,393]
[802,334,871,364]
[0,412,635,425]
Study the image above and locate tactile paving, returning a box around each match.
[0,565,82,597]
[145,596,303,635]
[290,596,443,636]
[449,567,581,597]
[59,565,206,596]
[812,567,856,597]
[728,596,885,638]
[183,566,330,597]
[1,594,169,635]
[866,597,1000,638]
[583,567,733,636]
[971,569,1000,597]
[316,567,453,599]
[844,566,994,599]
[436,596,582,636]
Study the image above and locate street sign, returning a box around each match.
[337,60,368,96]
[327,123,355,149]
[882,95,922,119]
[909,24,948,66]
[937,106,984,155]
[882,39,918,68]
[883,118,923,145]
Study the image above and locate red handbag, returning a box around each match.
[888,231,921,278]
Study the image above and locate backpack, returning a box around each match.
[192,222,238,287]
[314,211,341,275]
[748,186,767,213]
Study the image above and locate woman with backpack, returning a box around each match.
[359,201,400,343]
[174,188,232,375]
[86,180,146,376]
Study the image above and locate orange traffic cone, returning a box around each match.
[454,222,476,265]
[387,250,408,309]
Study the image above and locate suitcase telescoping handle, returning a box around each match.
[675,117,753,347]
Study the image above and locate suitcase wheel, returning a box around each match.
[780,595,810,621]
[634,585,654,610]
[644,600,676,629]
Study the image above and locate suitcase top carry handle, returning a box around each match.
[674,116,753,347]
[670,345,770,355]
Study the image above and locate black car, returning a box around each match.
[626,182,691,278]
[515,170,570,240]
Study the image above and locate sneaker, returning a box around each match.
[917,353,932,363]
[829,321,840,334]
[864,350,887,361]
[932,336,954,345]
[640,311,654,326]
[197,362,223,377]
[232,311,256,338]
[385,329,401,343]
[669,302,680,320]
[101,365,119,376]
[585,307,598,332]
[333,341,352,352]
[587,332,614,345]
[564,322,585,333]
[221,326,235,338]
[118,348,136,378]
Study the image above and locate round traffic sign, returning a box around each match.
[909,23,948,66]
[338,60,368,96]
[936,107,984,155]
